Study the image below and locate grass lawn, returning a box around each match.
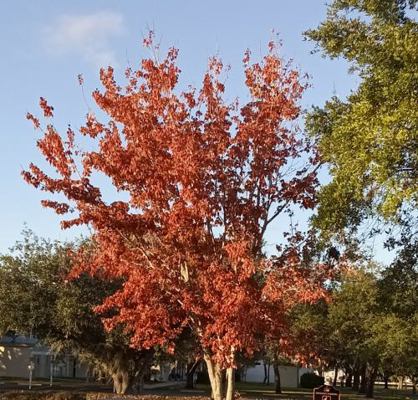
[193,382,417,400]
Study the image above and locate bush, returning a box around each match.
[300,372,325,389]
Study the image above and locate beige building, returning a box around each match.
[0,335,86,380]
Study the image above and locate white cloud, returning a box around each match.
[44,11,124,68]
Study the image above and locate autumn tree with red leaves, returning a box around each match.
[24,35,331,399]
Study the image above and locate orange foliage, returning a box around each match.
[24,39,330,368]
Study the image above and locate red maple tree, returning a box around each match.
[24,37,330,399]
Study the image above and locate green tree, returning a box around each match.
[368,313,418,393]
[289,300,332,375]
[305,0,418,237]
[378,237,418,393]
[287,254,375,390]
[291,259,418,397]
[326,268,380,397]
[0,231,153,394]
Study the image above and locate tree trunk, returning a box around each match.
[412,377,417,395]
[365,369,376,399]
[136,374,144,394]
[112,372,122,394]
[185,360,201,389]
[130,372,145,394]
[345,372,353,387]
[137,349,154,393]
[204,355,223,400]
[365,379,374,398]
[333,365,338,387]
[358,366,367,394]
[317,362,323,378]
[268,363,270,384]
[226,367,235,400]
[122,372,130,394]
[273,360,282,394]
[263,361,268,384]
[112,370,130,394]
[72,357,77,378]
[353,370,360,391]
[397,376,404,390]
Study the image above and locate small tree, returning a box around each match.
[24,36,331,400]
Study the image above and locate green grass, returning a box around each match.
[193,382,417,400]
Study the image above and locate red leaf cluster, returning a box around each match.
[24,42,329,367]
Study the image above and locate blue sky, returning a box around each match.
[0,1,391,262]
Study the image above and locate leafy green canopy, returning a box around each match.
[0,230,113,346]
[305,0,418,236]
[292,266,418,384]
[0,231,153,394]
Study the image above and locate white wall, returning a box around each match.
[244,364,312,388]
